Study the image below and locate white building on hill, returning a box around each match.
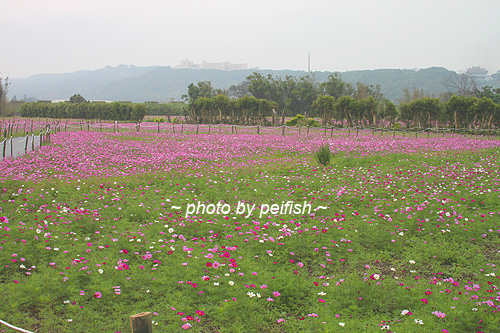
[176,59,247,71]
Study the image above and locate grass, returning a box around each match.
[0,133,499,332]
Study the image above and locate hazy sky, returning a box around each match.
[1,0,499,78]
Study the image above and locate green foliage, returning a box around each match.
[145,103,185,116]
[285,114,319,127]
[69,94,88,104]
[312,95,335,125]
[0,76,9,116]
[314,143,332,166]
[19,101,147,121]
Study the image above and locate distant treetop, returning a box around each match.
[69,94,88,103]
[466,66,488,75]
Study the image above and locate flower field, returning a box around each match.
[1,129,500,332]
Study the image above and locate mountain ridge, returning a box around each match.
[8,65,500,103]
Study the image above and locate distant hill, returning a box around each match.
[8,65,500,103]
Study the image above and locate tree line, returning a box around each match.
[19,95,146,122]
[184,72,500,129]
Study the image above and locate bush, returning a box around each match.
[286,114,320,127]
[314,143,332,166]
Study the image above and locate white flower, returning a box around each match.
[168,228,174,233]
[339,322,346,327]
[409,260,416,264]
[229,281,234,286]
[98,269,103,274]
[472,308,478,311]
[401,309,410,315]
[318,291,326,296]
[213,282,219,286]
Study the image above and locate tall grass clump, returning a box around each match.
[314,143,332,166]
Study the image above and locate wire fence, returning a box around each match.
[46,121,500,138]
[2,120,499,161]
[0,130,49,160]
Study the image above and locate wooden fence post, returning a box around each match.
[257,125,260,134]
[282,126,285,136]
[196,125,199,134]
[307,126,310,136]
[172,123,175,134]
[25,134,28,153]
[130,312,153,333]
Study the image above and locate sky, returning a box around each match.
[1,0,500,79]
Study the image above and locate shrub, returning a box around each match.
[286,114,320,127]
[314,143,332,166]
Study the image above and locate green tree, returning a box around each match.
[246,73,274,100]
[186,81,215,104]
[379,99,398,126]
[69,94,88,104]
[0,76,9,116]
[445,95,476,129]
[312,95,336,126]
[131,104,147,122]
[236,95,259,124]
[411,97,442,128]
[320,73,350,99]
[478,86,500,104]
[473,97,496,129]
[336,96,356,127]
